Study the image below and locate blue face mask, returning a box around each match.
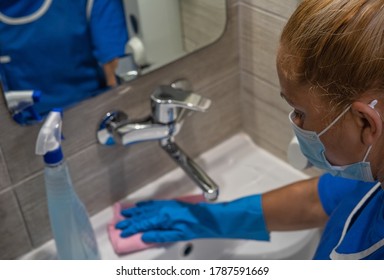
[289,103,376,182]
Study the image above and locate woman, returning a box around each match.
[0,0,128,123]
[115,0,384,259]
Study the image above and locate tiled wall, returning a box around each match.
[0,0,308,259]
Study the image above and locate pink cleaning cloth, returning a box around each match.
[108,194,205,255]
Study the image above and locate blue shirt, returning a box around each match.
[314,173,384,259]
[0,0,128,122]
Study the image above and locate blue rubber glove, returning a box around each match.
[115,194,270,243]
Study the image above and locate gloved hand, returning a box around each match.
[115,194,270,243]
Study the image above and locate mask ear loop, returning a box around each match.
[318,105,351,137]
[369,99,378,109]
[362,145,373,162]
[369,99,384,123]
[321,99,379,136]
[363,99,378,162]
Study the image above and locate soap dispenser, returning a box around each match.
[36,109,100,260]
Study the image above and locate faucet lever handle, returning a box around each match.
[151,85,211,124]
[151,85,211,112]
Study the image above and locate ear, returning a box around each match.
[351,100,383,145]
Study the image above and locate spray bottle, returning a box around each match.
[35,109,100,259]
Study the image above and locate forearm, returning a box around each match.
[103,58,119,87]
[262,177,328,231]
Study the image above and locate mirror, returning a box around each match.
[0,0,226,125]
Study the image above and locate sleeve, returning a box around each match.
[317,173,377,216]
[89,0,129,64]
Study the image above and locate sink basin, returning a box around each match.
[21,133,321,260]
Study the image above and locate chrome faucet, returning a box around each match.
[97,84,219,201]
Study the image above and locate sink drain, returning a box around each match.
[181,243,194,258]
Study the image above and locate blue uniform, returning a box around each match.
[315,173,384,259]
[0,0,128,121]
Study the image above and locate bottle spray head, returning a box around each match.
[5,90,41,114]
[35,108,64,165]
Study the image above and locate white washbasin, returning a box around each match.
[21,133,320,260]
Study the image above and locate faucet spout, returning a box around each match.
[160,138,219,201]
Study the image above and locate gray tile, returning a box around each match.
[238,1,304,161]
[70,141,173,215]
[0,146,11,190]
[13,174,52,247]
[0,189,32,259]
[240,4,287,88]
[242,0,299,19]
[229,0,238,7]
[176,72,242,154]
[242,71,291,114]
[241,72,294,160]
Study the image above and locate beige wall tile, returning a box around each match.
[240,5,287,88]
[0,146,10,190]
[241,72,294,159]
[0,189,32,259]
[239,0,301,161]
[242,0,299,19]
[13,174,50,247]
[228,0,238,7]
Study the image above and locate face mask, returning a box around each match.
[289,102,376,182]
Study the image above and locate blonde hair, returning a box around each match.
[279,0,384,111]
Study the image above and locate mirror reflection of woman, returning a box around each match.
[0,0,128,123]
